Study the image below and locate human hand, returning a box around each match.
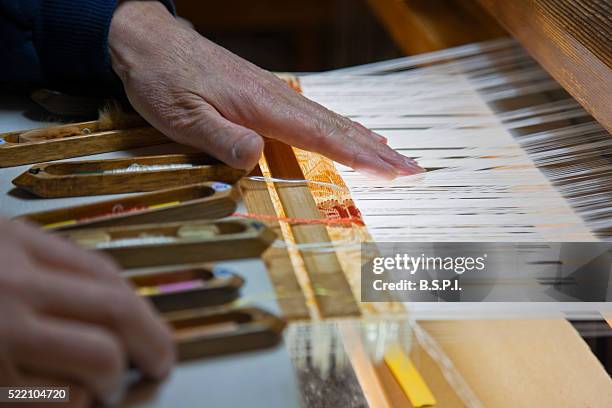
[109,1,423,179]
[0,218,175,407]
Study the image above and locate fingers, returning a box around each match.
[6,220,122,283]
[186,107,263,170]
[13,315,125,400]
[308,111,423,178]
[0,220,175,406]
[220,75,423,179]
[270,103,421,178]
[152,95,264,170]
[29,268,175,381]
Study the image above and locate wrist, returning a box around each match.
[109,1,178,81]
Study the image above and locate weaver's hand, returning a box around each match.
[109,1,423,179]
[0,218,175,407]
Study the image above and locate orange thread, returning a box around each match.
[232,212,361,226]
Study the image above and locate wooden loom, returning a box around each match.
[1,1,610,405]
[237,39,612,408]
[6,44,607,408]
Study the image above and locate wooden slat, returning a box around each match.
[263,141,361,318]
[479,0,612,132]
[240,168,310,320]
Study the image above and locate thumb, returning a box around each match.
[168,103,264,170]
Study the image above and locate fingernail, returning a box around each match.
[399,156,425,173]
[399,165,426,175]
[233,134,264,169]
[374,151,422,176]
[402,155,417,166]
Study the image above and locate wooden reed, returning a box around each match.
[240,168,311,320]
[263,141,361,318]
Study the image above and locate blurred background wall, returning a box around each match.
[173,0,506,72]
[173,0,402,72]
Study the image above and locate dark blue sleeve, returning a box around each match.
[0,0,43,83]
[0,0,175,95]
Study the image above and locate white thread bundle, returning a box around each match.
[103,163,194,174]
[301,39,610,243]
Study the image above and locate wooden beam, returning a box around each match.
[479,0,612,132]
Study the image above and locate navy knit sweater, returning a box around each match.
[0,0,175,95]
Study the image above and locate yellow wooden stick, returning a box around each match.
[384,344,437,407]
